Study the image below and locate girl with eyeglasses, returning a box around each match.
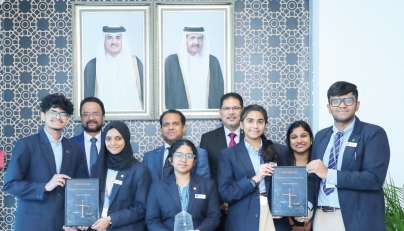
[146,139,220,231]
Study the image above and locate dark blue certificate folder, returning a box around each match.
[65,178,99,226]
[271,166,307,216]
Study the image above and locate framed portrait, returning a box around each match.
[73,3,153,120]
[156,3,234,119]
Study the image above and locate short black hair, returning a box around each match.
[167,139,198,161]
[39,93,74,115]
[159,109,186,127]
[240,104,268,124]
[80,97,105,116]
[220,92,244,109]
[327,81,358,101]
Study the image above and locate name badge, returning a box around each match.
[195,194,206,199]
[113,180,123,185]
[259,195,268,206]
[347,142,357,147]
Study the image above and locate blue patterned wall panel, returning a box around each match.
[0,0,310,230]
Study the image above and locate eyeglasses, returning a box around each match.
[82,112,102,118]
[173,152,195,160]
[48,110,69,119]
[221,106,242,111]
[330,97,355,107]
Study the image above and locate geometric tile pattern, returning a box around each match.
[0,0,310,230]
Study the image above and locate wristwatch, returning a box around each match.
[248,178,257,188]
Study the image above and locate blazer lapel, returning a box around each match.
[187,176,198,213]
[109,169,128,204]
[236,141,256,178]
[317,128,333,159]
[39,129,57,175]
[216,126,228,150]
[59,138,73,174]
[166,175,182,212]
[155,145,165,180]
[341,118,362,170]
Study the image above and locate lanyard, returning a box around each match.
[176,183,189,211]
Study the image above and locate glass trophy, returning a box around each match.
[174,211,194,231]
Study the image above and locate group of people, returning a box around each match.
[3,81,390,231]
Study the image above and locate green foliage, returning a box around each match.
[384,178,404,231]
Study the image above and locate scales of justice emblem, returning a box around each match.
[279,188,301,208]
[72,200,94,218]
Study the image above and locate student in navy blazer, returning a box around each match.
[146,140,220,231]
[143,109,210,183]
[3,93,88,231]
[70,97,106,177]
[218,105,290,231]
[89,121,152,231]
[307,82,390,231]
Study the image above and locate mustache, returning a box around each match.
[191,44,200,48]
[86,120,98,125]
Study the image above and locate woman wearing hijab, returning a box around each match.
[146,139,220,231]
[90,121,152,231]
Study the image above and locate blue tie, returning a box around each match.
[90,138,98,177]
[323,132,343,195]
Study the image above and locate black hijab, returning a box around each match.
[93,121,138,190]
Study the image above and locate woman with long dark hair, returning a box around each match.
[285,120,314,230]
[217,105,290,231]
[146,139,220,231]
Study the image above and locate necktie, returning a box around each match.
[90,137,98,177]
[163,148,173,178]
[228,133,236,147]
[323,132,343,195]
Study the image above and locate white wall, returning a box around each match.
[311,0,404,185]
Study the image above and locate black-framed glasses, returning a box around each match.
[221,106,242,111]
[82,112,102,118]
[173,152,195,160]
[48,110,69,119]
[330,97,355,107]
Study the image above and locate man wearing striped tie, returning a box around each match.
[307,81,390,231]
[200,92,244,231]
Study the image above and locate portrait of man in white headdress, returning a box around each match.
[164,26,224,109]
[84,26,144,111]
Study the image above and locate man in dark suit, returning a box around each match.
[307,81,390,231]
[3,93,88,231]
[199,92,243,230]
[70,97,105,177]
[143,109,210,183]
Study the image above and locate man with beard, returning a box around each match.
[307,81,390,231]
[164,26,224,109]
[71,97,106,177]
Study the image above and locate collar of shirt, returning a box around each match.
[106,52,122,62]
[83,131,102,143]
[163,142,171,166]
[223,126,240,138]
[43,128,63,144]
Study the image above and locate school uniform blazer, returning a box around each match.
[217,140,290,231]
[308,116,390,231]
[142,145,211,183]
[3,128,88,231]
[146,174,221,231]
[200,126,245,182]
[70,131,105,177]
[95,161,152,231]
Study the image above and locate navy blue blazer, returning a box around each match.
[142,145,210,183]
[3,128,88,231]
[91,161,152,231]
[146,174,220,231]
[309,116,390,231]
[70,131,105,177]
[217,140,290,231]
